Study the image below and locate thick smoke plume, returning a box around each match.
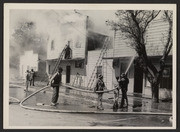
[9,10,115,78]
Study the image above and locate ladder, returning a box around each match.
[72,73,82,87]
[43,44,67,83]
[87,37,111,89]
[51,45,68,76]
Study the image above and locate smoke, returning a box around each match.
[9,9,116,75]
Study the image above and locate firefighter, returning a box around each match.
[64,44,72,59]
[119,73,129,108]
[94,74,106,110]
[50,67,63,106]
[30,69,35,86]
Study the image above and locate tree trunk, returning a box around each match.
[151,82,159,103]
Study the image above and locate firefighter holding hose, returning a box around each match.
[49,67,63,106]
[118,73,129,108]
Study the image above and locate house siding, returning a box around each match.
[114,19,171,57]
[86,50,102,88]
[47,13,87,60]
[114,30,136,57]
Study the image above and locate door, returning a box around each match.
[134,64,143,93]
[160,66,172,89]
[66,66,71,83]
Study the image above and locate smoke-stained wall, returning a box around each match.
[47,13,87,60]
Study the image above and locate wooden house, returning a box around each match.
[103,18,172,99]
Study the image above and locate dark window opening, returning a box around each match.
[75,60,84,68]
[96,66,102,78]
[87,31,112,51]
[160,67,172,89]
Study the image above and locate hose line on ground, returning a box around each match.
[18,84,172,116]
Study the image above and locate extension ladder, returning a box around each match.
[42,44,68,83]
[87,37,111,89]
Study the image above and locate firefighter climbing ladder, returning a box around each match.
[41,44,68,82]
[87,37,111,89]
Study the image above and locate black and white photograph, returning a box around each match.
[3,4,176,129]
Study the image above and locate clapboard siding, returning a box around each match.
[114,19,172,57]
[105,49,114,58]
[114,30,136,57]
[146,20,172,56]
[47,13,87,60]
[102,59,116,90]
[86,50,102,87]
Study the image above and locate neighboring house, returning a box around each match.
[19,50,38,78]
[19,50,46,79]
[103,18,172,99]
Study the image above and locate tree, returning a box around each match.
[106,10,173,102]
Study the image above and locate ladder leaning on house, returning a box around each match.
[87,37,111,89]
[51,45,68,76]
[42,44,68,82]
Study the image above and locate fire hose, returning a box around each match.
[18,84,172,116]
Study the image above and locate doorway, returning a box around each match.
[96,66,102,78]
[134,64,143,93]
[66,66,71,83]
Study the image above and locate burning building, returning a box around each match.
[46,11,113,88]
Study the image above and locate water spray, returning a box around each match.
[125,55,136,75]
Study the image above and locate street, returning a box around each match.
[9,82,172,127]
[9,104,171,127]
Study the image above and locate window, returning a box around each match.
[51,40,54,50]
[160,67,172,89]
[75,37,81,48]
[75,60,84,68]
